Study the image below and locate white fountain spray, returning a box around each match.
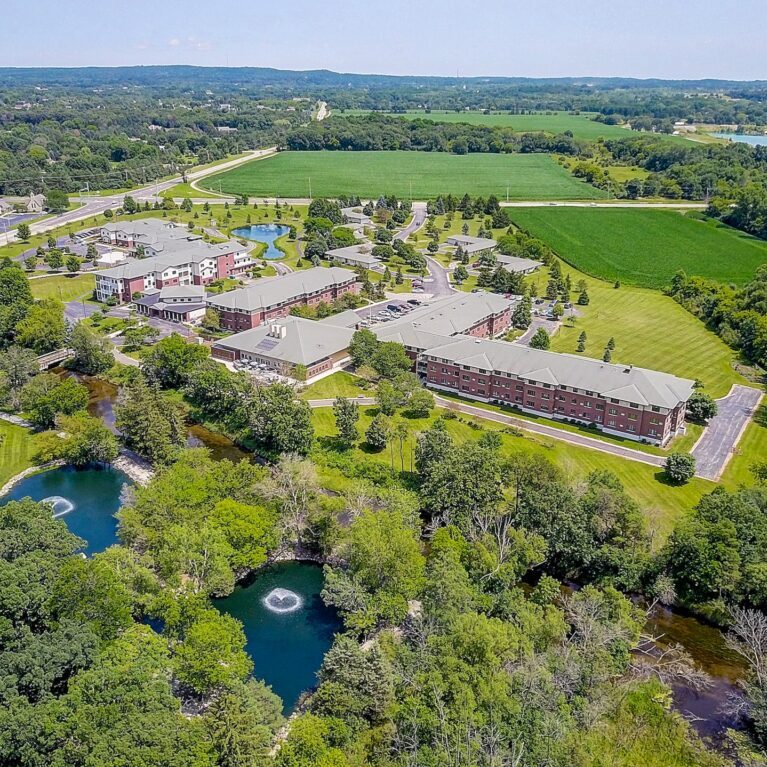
[263,587,302,614]
[42,496,75,518]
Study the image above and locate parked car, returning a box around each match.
[407,299,421,306]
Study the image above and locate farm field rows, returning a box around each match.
[199,151,607,200]
[509,207,767,288]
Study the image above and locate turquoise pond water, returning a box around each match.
[215,561,341,712]
[1,466,130,556]
[712,132,767,146]
[232,224,291,259]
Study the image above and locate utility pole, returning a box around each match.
[506,183,510,203]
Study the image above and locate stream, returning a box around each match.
[54,368,752,743]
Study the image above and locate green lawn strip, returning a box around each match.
[0,421,37,490]
[311,405,712,542]
[299,371,368,400]
[527,263,746,398]
[29,273,95,302]
[509,207,767,288]
[719,402,767,489]
[199,151,607,200]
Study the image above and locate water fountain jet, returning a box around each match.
[263,587,302,614]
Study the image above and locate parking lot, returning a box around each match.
[354,298,424,328]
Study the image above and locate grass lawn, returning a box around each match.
[162,182,228,199]
[311,405,713,542]
[300,371,368,399]
[509,208,767,288]
[527,263,746,398]
[720,402,767,489]
[0,421,36,491]
[200,151,607,200]
[30,273,95,302]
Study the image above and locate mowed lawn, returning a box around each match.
[343,110,632,142]
[510,208,767,288]
[527,264,746,397]
[200,151,607,200]
[30,273,95,302]
[311,405,714,541]
[0,421,36,490]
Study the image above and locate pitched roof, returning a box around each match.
[423,337,695,409]
[495,254,544,273]
[214,317,354,366]
[206,267,357,312]
[325,244,381,265]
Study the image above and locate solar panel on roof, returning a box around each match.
[255,337,280,352]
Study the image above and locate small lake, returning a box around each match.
[712,132,767,146]
[231,224,290,259]
[215,561,341,712]
[2,466,130,556]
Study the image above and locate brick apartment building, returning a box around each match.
[421,336,694,445]
[206,267,360,332]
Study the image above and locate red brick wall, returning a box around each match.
[424,358,676,442]
[121,276,146,302]
[216,253,235,278]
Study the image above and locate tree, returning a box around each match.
[46,248,63,270]
[687,391,718,423]
[607,337,616,350]
[406,387,434,417]
[376,379,402,416]
[16,223,31,241]
[529,327,550,350]
[36,412,119,466]
[348,328,379,368]
[44,189,69,213]
[201,308,221,332]
[453,264,469,284]
[577,330,587,352]
[20,373,88,429]
[141,333,209,389]
[333,397,359,448]
[0,346,38,408]
[372,342,411,379]
[365,414,390,451]
[603,347,612,363]
[69,323,113,374]
[65,254,80,273]
[577,288,590,305]
[665,452,696,484]
[15,299,66,353]
[250,383,314,455]
[511,295,532,329]
[115,376,187,464]
[23,255,37,271]
[174,610,253,695]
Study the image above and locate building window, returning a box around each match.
[608,419,616,427]
[609,408,617,415]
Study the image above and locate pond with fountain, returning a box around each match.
[216,561,341,712]
[1,466,130,556]
[231,223,291,259]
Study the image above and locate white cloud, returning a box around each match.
[168,37,180,47]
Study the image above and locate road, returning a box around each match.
[423,256,454,297]
[691,385,763,481]
[394,201,428,241]
[0,148,276,246]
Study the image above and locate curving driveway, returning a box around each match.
[691,385,763,481]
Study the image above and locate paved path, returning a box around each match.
[394,201,427,241]
[692,385,763,481]
[424,256,455,297]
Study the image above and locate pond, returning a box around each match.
[215,561,341,713]
[231,224,291,259]
[1,466,130,556]
[712,132,767,146]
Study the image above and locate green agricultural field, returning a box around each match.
[343,109,632,141]
[200,151,607,200]
[511,208,767,288]
[527,263,746,398]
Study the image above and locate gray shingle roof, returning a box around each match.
[206,267,357,312]
[424,337,695,409]
[495,254,543,273]
[325,244,381,265]
[214,317,354,366]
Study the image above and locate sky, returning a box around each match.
[3,0,766,80]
